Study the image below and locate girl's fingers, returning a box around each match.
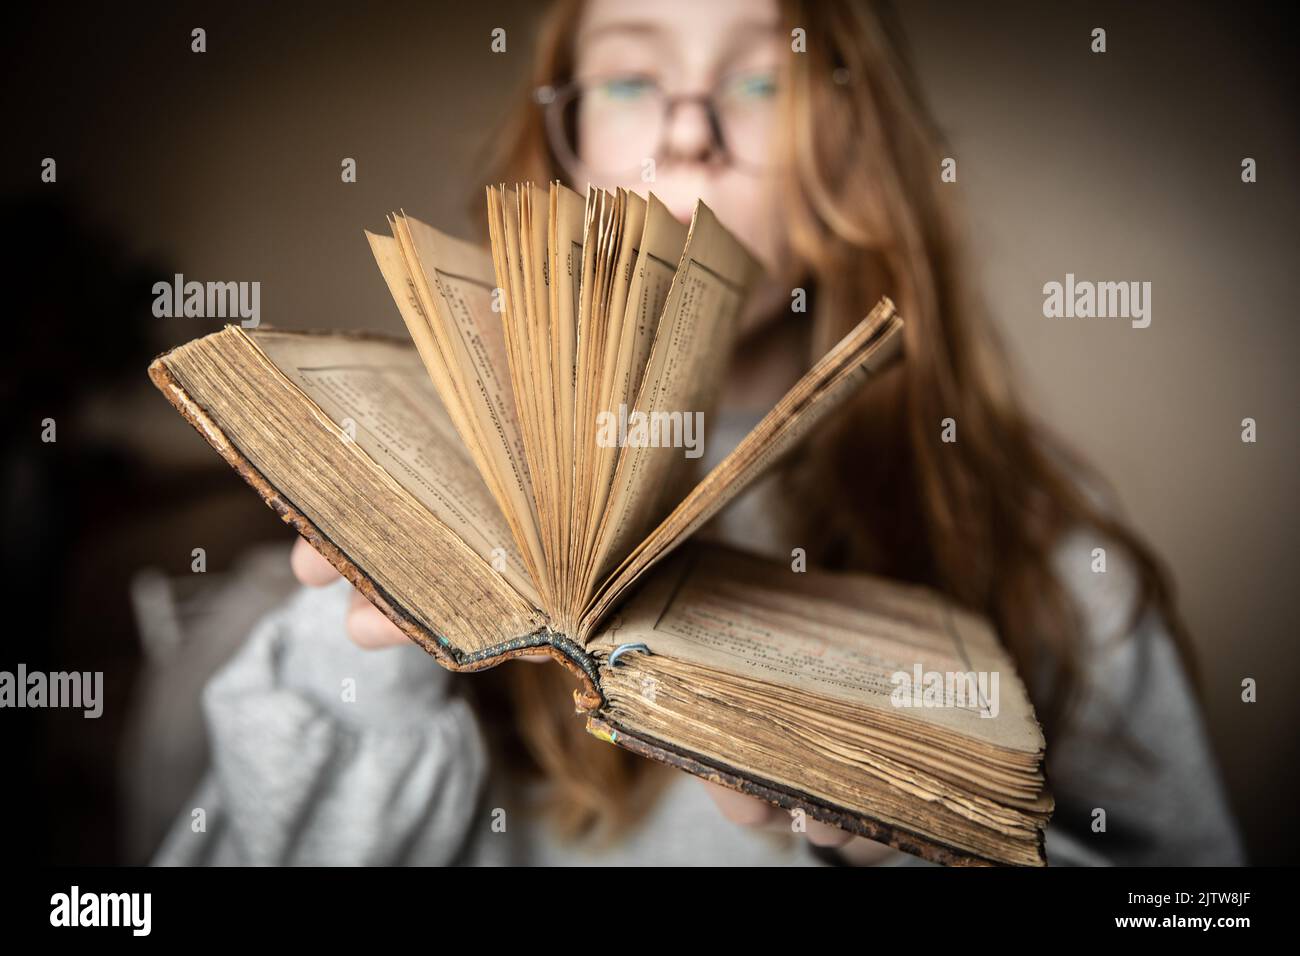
[299,538,866,842]
[699,779,855,848]
[346,589,412,649]
[290,537,342,587]
[699,779,779,826]
[803,817,855,848]
[293,537,541,656]
[832,836,903,864]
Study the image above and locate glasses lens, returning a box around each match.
[552,76,665,180]
[543,70,781,180]
[714,68,780,170]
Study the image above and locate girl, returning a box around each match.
[155,0,1244,866]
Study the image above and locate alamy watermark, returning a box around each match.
[152,273,260,328]
[50,886,150,936]
[1,664,102,718]
[1042,273,1151,328]
[890,664,1000,718]
[595,404,704,459]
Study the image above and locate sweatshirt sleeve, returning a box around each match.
[151,578,490,866]
[1038,529,1247,866]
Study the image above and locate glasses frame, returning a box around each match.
[533,71,776,182]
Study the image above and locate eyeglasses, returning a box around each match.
[534,70,780,181]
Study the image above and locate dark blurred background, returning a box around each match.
[1,1,1295,864]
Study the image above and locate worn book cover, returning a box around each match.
[148,182,1052,865]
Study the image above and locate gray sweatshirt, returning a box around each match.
[152,410,1246,866]
[149,521,1246,866]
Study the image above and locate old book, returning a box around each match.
[148,181,1052,866]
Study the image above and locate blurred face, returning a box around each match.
[569,0,783,271]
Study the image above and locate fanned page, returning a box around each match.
[575,189,647,608]
[581,199,762,600]
[547,183,586,620]
[368,216,552,607]
[579,298,904,641]
[367,184,899,641]
[486,186,559,603]
[151,328,544,653]
[249,331,540,606]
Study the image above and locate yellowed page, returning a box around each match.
[574,190,647,578]
[569,188,617,607]
[590,544,1043,754]
[519,184,562,577]
[612,192,687,408]
[387,212,550,605]
[582,301,903,635]
[250,330,541,607]
[487,187,555,588]
[578,192,680,588]
[482,190,541,493]
[584,199,762,596]
[549,182,586,620]
[366,231,465,440]
[594,189,643,411]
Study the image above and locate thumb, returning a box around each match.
[290,537,342,587]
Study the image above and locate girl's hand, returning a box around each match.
[697,779,904,864]
[291,537,411,649]
[289,537,550,660]
[294,542,893,859]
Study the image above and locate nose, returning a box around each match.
[660,98,724,167]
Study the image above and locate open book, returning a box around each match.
[148,181,1052,866]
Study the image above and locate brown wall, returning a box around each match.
[3,0,1293,861]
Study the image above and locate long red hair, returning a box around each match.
[462,0,1199,843]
